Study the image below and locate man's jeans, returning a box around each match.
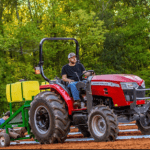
[0,118,5,128]
[67,80,87,101]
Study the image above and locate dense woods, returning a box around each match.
[0,0,150,114]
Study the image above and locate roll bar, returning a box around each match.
[39,37,80,82]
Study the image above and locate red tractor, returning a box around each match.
[30,38,150,144]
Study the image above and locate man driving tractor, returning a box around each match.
[61,52,94,108]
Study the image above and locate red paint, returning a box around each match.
[40,84,74,115]
[72,108,87,111]
[92,74,143,85]
[91,74,145,107]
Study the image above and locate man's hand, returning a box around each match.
[68,79,74,84]
[62,74,74,84]
[83,71,95,77]
[92,72,95,76]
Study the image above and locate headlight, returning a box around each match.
[141,81,145,88]
[120,82,139,89]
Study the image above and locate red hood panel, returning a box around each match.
[92,74,143,85]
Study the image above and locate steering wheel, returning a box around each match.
[80,70,95,80]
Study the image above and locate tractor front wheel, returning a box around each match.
[30,91,70,144]
[88,105,119,142]
[136,110,150,135]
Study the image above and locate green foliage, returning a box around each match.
[0,0,149,114]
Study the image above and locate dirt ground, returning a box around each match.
[1,123,150,149]
[2,138,150,149]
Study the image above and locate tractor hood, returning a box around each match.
[92,74,144,85]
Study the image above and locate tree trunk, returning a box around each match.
[28,0,33,21]
[0,0,4,36]
[15,0,19,21]
[52,2,56,37]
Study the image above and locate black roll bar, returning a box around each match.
[39,37,80,82]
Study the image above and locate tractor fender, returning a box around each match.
[40,84,74,115]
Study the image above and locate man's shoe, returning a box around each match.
[73,100,81,109]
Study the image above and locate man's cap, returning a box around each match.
[68,52,76,59]
[4,111,10,117]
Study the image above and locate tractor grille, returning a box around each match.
[123,86,145,102]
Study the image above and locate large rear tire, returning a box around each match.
[88,105,119,142]
[30,91,70,144]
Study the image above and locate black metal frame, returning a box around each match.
[39,38,80,82]
[86,76,94,113]
[130,88,150,115]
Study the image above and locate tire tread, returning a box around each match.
[30,91,70,143]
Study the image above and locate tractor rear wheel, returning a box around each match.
[30,91,70,144]
[88,105,119,142]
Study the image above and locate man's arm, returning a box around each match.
[62,74,74,84]
[83,71,95,77]
[79,63,95,77]
[61,65,74,84]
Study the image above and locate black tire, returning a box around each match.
[78,126,91,137]
[30,91,70,144]
[136,115,150,135]
[0,133,10,147]
[88,105,119,142]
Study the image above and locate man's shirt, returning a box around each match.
[0,118,5,126]
[61,63,85,81]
